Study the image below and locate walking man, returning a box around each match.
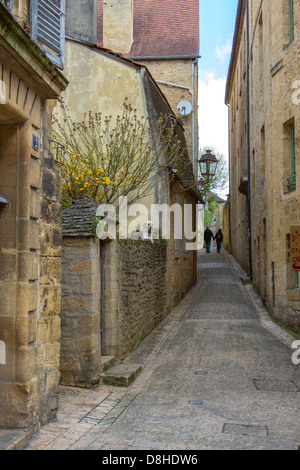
[204,227,214,254]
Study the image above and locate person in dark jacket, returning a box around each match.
[215,229,224,253]
[204,227,214,253]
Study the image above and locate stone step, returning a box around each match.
[102,363,143,387]
[101,356,115,372]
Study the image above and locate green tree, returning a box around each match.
[199,147,229,195]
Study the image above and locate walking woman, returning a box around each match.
[215,229,224,254]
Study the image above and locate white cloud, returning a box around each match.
[215,38,233,62]
[198,72,229,158]
[198,72,229,197]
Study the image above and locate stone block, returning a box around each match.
[82,275,101,295]
[69,260,96,275]
[78,314,100,336]
[29,156,40,190]
[30,187,40,220]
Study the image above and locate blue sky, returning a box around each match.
[199,0,239,78]
[198,0,239,180]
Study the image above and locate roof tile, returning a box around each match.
[98,0,199,58]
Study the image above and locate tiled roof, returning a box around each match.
[129,0,199,58]
[97,0,199,59]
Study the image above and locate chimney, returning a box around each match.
[103,0,134,54]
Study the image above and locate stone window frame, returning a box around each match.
[283,117,296,193]
[289,0,294,42]
[286,233,300,291]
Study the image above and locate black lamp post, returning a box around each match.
[199,149,219,181]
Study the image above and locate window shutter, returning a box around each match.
[31,0,65,69]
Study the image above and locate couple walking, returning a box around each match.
[204,227,223,254]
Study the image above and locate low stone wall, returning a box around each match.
[60,196,196,386]
[101,239,168,361]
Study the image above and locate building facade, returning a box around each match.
[226,0,300,332]
[66,0,199,174]
[55,36,200,384]
[0,0,68,430]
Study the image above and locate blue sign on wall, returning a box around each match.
[33,135,39,151]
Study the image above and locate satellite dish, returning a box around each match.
[177,100,192,116]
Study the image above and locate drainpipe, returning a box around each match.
[155,80,190,91]
[246,0,253,280]
[155,58,198,175]
[191,59,198,176]
[225,102,232,250]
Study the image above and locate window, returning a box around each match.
[283,0,294,46]
[290,0,294,41]
[290,123,296,190]
[286,235,300,290]
[258,13,263,79]
[283,119,296,192]
[260,125,265,177]
[31,0,65,69]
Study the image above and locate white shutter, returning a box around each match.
[31,0,65,69]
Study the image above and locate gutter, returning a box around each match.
[128,55,201,60]
[246,0,253,281]
[225,0,244,103]
[155,59,199,176]
[225,102,232,250]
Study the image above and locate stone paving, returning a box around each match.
[21,250,300,450]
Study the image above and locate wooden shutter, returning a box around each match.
[31,0,65,69]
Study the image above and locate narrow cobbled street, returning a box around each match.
[26,251,300,451]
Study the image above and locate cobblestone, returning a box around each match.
[21,250,300,450]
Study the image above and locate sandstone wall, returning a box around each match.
[227,0,300,333]
[101,239,168,361]
[61,237,101,388]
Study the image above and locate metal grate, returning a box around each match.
[254,379,300,392]
[200,263,229,269]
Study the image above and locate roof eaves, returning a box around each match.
[128,55,201,61]
[66,34,144,70]
[225,0,245,104]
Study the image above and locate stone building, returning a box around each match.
[226,0,300,332]
[56,35,201,386]
[67,0,199,174]
[0,0,68,431]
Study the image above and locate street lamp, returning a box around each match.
[199,149,219,180]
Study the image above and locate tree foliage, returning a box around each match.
[199,147,229,195]
[52,99,187,210]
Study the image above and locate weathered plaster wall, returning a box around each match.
[60,40,147,124]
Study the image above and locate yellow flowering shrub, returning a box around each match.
[52,99,187,210]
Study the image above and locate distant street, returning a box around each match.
[26,251,300,451]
